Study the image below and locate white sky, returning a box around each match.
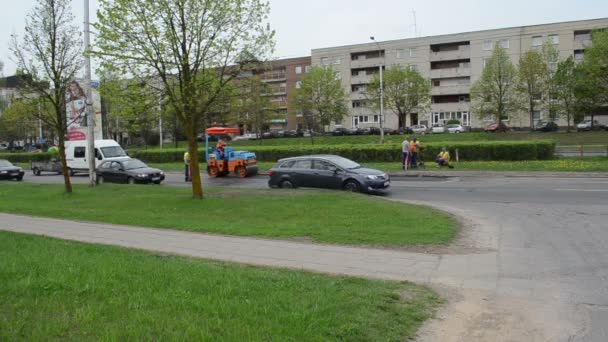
[1,0,607,76]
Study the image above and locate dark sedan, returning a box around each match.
[0,159,25,181]
[96,158,165,185]
[331,127,349,136]
[268,155,390,193]
[535,121,559,132]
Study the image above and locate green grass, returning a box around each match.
[0,184,457,246]
[0,231,442,341]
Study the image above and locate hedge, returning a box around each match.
[126,140,555,163]
[0,152,54,163]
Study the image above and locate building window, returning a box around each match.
[335,71,341,80]
[396,49,404,59]
[410,64,418,71]
[500,39,509,49]
[295,81,301,89]
[295,66,302,74]
[532,36,543,46]
[532,93,542,101]
[483,40,493,50]
[548,34,559,45]
[533,110,542,121]
[433,80,440,87]
[409,48,416,57]
[373,115,379,123]
[574,31,591,41]
[321,57,329,65]
[333,58,341,65]
[352,100,366,108]
[574,50,584,61]
[305,65,311,73]
[483,58,489,67]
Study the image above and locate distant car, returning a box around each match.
[268,155,389,194]
[535,121,559,132]
[410,125,428,135]
[0,143,8,151]
[431,124,447,134]
[399,127,414,134]
[576,120,605,131]
[331,127,349,136]
[484,123,509,133]
[347,128,363,135]
[0,159,25,181]
[261,131,276,139]
[446,124,464,134]
[96,158,165,185]
[283,130,303,138]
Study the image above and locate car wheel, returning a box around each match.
[127,177,135,185]
[97,176,104,185]
[33,167,41,176]
[154,181,162,185]
[279,180,294,189]
[16,176,23,182]
[455,130,461,134]
[343,180,361,193]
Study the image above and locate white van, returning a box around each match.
[65,139,129,175]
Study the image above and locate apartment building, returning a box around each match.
[311,18,608,130]
[251,56,311,131]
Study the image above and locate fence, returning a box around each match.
[556,145,608,157]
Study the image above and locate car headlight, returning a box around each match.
[160,171,164,175]
[0,171,7,174]
[137,173,148,178]
[366,175,378,180]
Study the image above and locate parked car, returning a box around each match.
[96,158,165,185]
[233,133,259,141]
[399,126,414,134]
[347,128,363,135]
[261,131,276,139]
[535,121,559,132]
[577,120,605,131]
[0,159,25,181]
[268,155,389,193]
[484,122,509,133]
[331,127,349,136]
[410,125,428,135]
[446,124,464,134]
[431,124,447,134]
[383,127,399,135]
[283,130,303,138]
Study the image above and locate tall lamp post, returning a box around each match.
[84,0,96,186]
[370,37,385,143]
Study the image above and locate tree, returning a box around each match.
[575,30,608,127]
[470,44,519,130]
[10,0,83,193]
[235,75,278,138]
[517,49,548,128]
[292,66,348,144]
[0,100,38,145]
[94,0,274,199]
[553,57,579,132]
[367,66,431,134]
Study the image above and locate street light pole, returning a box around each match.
[370,37,385,143]
[84,0,96,186]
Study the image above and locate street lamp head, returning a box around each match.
[370,36,375,41]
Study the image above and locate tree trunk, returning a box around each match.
[57,135,73,194]
[186,125,203,199]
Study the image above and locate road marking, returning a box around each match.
[553,189,608,192]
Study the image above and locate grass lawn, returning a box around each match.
[0,231,442,341]
[149,157,608,173]
[0,184,457,246]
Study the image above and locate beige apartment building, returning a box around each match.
[311,18,608,130]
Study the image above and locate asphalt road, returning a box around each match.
[13,171,608,341]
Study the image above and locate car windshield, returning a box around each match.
[122,159,148,170]
[324,156,360,169]
[100,146,127,158]
[0,160,14,167]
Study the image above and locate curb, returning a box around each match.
[387,171,608,179]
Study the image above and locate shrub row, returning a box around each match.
[127,140,555,163]
[1,141,555,164]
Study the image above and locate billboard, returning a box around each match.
[66,80,102,141]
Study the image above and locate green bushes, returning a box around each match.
[0,152,53,163]
[127,140,555,163]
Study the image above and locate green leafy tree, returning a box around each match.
[292,66,348,144]
[471,44,519,131]
[94,0,274,199]
[367,66,431,135]
[553,57,579,132]
[235,75,278,138]
[575,30,608,127]
[517,49,549,128]
[10,0,83,194]
[0,100,38,145]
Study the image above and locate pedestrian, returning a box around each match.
[216,139,226,160]
[409,137,419,169]
[401,137,410,171]
[435,147,454,169]
[183,150,191,182]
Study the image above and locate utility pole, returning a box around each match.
[84,0,96,186]
[370,37,385,143]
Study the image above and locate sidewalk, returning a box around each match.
[388,170,608,178]
[0,213,496,289]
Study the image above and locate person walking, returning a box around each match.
[401,137,410,171]
[409,137,419,169]
[183,150,191,182]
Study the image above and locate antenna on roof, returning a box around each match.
[412,10,418,37]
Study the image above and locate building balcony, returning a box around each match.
[350,92,370,101]
[350,57,383,69]
[429,46,471,62]
[431,85,471,96]
[350,74,375,85]
[431,102,471,112]
[573,39,592,51]
[430,67,470,79]
[260,73,287,82]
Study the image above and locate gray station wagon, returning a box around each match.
[268,155,390,193]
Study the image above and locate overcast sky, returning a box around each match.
[1,0,607,76]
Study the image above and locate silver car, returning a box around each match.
[431,124,447,134]
[447,124,464,133]
[411,125,428,134]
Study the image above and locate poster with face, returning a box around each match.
[66,80,102,141]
